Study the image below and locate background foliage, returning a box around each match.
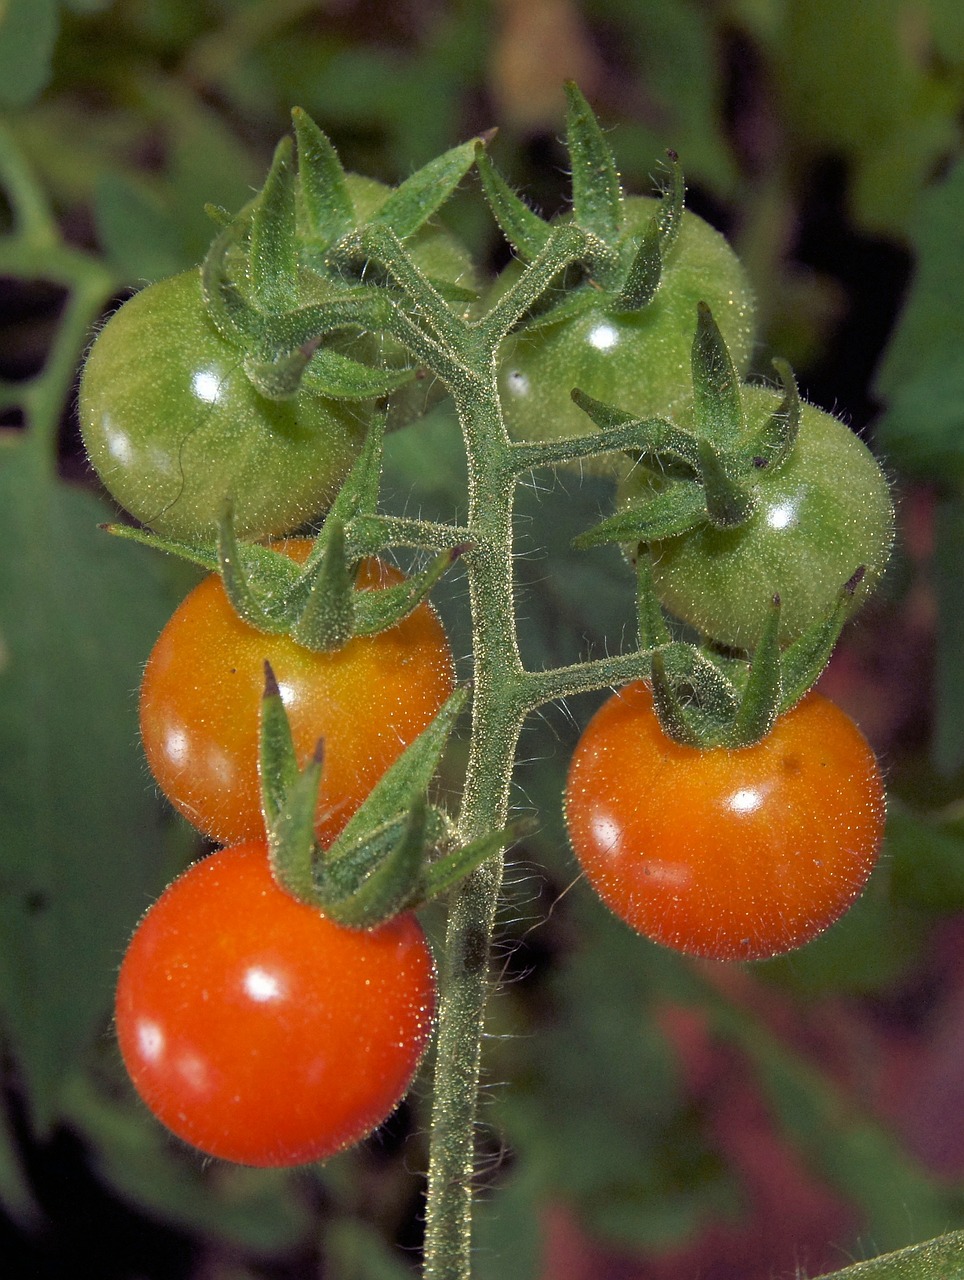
[1,1,964,1277]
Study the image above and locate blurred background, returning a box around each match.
[1,1,964,1277]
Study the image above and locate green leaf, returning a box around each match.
[0,443,184,1127]
[92,173,186,283]
[475,145,550,261]
[370,138,477,241]
[887,804,964,912]
[932,494,964,775]
[564,82,623,244]
[323,1218,415,1280]
[63,1074,311,1253]
[813,1232,964,1279]
[0,0,58,109]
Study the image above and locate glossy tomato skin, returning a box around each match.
[80,270,369,542]
[565,684,885,962]
[495,197,756,464]
[115,841,436,1166]
[139,542,455,846]
[619,388,894,649]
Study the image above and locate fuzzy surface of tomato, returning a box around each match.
[80,270,370,542]
[565,683,885,961]
[139,542,455,846]
[619,387,894,649]
[115,841,436,1166]
[495,197,756,463]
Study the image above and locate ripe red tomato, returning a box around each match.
[115,841,436,1166]
[565,683,885,961]
[139,541,455,846]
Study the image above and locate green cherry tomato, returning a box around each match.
[80,270,371,542]
[495,197,756,462]
[115,840,436,1166]
[619,387,894,649]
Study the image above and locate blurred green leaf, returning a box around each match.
[0,0,58,109]
[473,1163,543,1280]
[887,803,964,909]
[932,495,964,773]
[875,157,964,479]
[713,1000,964,1252]
[0,1091,40,1228]
[0,440,183,1129]
[93,170,188,282]
[322,1218,416,1279]
[62,1072,312,1254]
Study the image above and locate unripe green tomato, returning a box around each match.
[495,197,756,466]
[80,270,370,542]
[619,387,894,649]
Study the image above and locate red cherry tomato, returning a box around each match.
[115,841,436,1166]
[564,683,885,961]
[139,542,455,846]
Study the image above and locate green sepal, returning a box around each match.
[314,800,431,929]
[635,547,672,650]
[691,301,745,448]
[650,643,740,747]
[512,287,598,333]
[267,737,325,906]
[288,516,356,652]
[352,545,467,638]
[615,215,661,311]
[259,660,301,830]
[778,568,865,712]
[655,150,684,257]
[218,501,297,631]
[370,138,479,241]
[421,817,536,900]
[100,521,222,572]
[571,389,701,472]
[724,596,783,747]
[573,480,706,549]
[291,107,354,245]
[298,346,415,400]
[201,224,260,345]
[564,81,622,247]
[698,439,756,530]
[326,411,385,525]
[748,358,801,471]
[475,143,550,261]
[242,343,314,401]
[327,687,468,862]
[248,136,298,315]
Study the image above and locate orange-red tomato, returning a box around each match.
[564,683,885,961]
[115,841,436,1166]
[139,541,455,846]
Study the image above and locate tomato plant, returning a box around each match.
[139,541,455,846]
[618,387,895,648]
[565,682,886,961]
[495,198,756,460]
[79,270,374,542]
[114,840,437,1167]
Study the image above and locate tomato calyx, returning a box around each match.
[259,672,523,928]
[574,310,803,548]
[477,82,685,330]
[197,108,482,405]
[103,417,468,650]
[640,558,865,750]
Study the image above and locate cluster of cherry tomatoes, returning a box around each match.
[115,540,454,1166]
[79,104,894,1170]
